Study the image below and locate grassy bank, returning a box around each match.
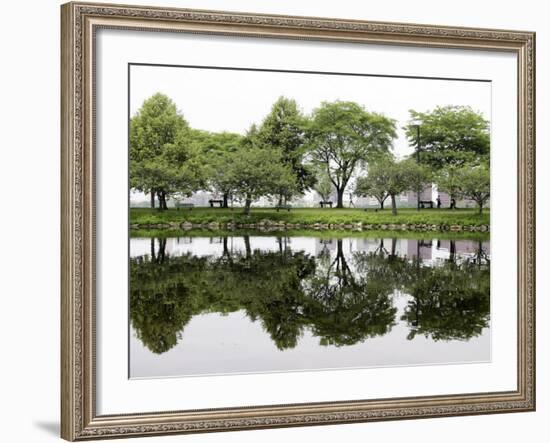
[130,207,490,228]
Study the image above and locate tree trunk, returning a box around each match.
[335,239,352,285]
[158,238,167,262]
[380,200,384,210]
[244,235,251,258]
[450,239,456,263]
[478,202,483,214]
[222,236,229,257]
[156,191,167,210]
[156,191,162,210]
[244,196,252,215]
[476,240,483,266]
[150,190,155,209]
[336,188,345,208]
[277,194,283,207]
[391,195,397,215]
[222,193,229,208]
[378,238,385,255]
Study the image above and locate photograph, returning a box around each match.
[128,64,492,378]
[56,2,536,440]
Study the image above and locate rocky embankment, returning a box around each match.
[130,219,489,233]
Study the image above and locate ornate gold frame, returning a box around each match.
[61,1,536,440]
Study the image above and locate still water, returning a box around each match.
[129,233,490,378]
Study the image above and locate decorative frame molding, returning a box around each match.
[61,2,536,440]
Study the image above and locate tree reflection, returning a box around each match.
[303,239,397,346]
[130,240,317,353]
[130,252,209,353]
[401,258,490,341]
[130,234,490,354]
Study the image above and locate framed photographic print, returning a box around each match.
[61,1,536,440]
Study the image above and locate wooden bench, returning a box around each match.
[175,202,194,210]
[418,200,434,209]
[319,201,333,208]
[275,204,292,212]
[208,199,224,208]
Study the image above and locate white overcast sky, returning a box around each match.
[130,64,491,159]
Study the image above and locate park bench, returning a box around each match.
[209,199,224,208]
[175,202,194,210]
[275,204,292,212]
[319,201,333,208]
[418,200,434,209]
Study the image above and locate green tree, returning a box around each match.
[457,163,490,214]
[163,130,208,200]
[314,170,333,203]
[401,158,432,211]
[309,101,396,208]
[358,157,413,215]
[354,162,390,209]
[225,146,297,215]
[435,165,462,208]
[404,105,490,170]
[256,97,315,204]
[130,93,188,209]
[241,123,259,149]
[130,126,206,209]
[385,160,411,216]
[194,130,243,207]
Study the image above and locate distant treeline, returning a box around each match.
[130,94,490,215]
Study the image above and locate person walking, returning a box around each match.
[348,192,355,208]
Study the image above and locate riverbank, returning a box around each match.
[130,208,490,232]
[131,228,490,241]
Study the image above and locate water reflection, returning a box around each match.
[130,234,490,358]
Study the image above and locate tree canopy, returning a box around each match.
[456,163,491,214]
[354,162,390,209]
[314,170,334,203]
[404,105,490,170]
[356,157,427,215]
[130,93,204,209]
[255,97,315,202]
[434,164,462,202]
[129,94,490,214]
[309,101,396,208]
[193,130,243,207]
[222,145,297,214]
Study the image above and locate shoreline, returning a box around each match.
[130,220,490,233]
[130,208,490,233]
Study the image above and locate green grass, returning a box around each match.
[130,207,489,227]
[131,227,489,242]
